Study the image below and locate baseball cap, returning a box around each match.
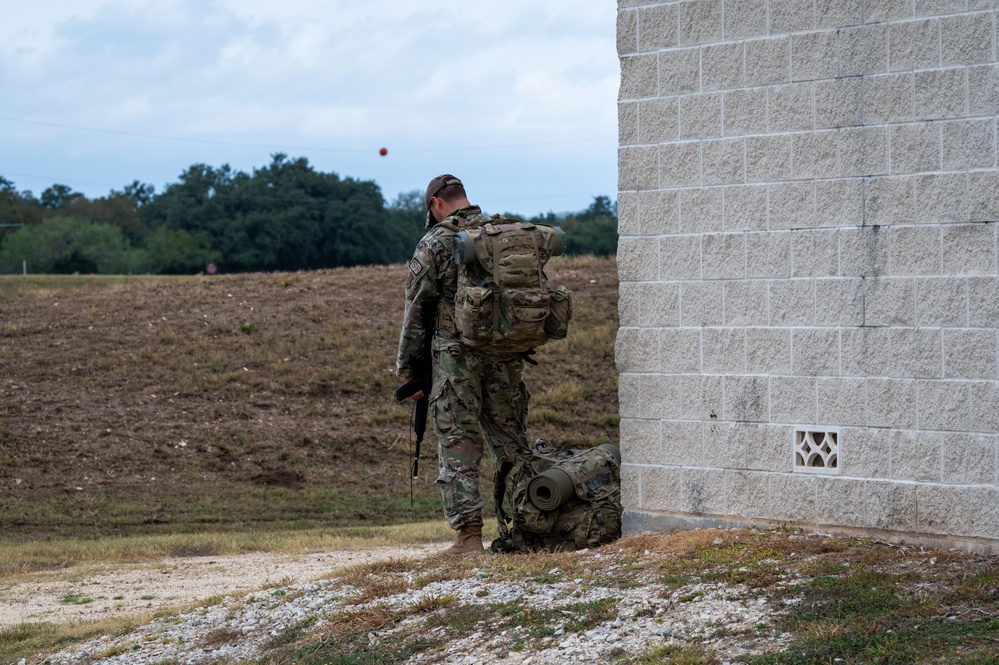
[424,174,463,211]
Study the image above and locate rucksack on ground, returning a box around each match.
[447,216,572,354]
[491,442,623,553]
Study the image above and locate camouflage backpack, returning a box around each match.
[491,442,623,553]
[445,216,572,355]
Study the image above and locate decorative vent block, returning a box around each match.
[794,430,840,475]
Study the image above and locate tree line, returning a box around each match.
[0,154,617,275]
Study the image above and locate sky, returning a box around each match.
[0,1,619,217]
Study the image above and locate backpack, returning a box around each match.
[491,442,623,553]
[447,216,572,355]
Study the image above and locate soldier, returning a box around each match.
[397,174,533,555]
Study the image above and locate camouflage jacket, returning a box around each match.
[396,205,490,377]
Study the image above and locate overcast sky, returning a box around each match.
[0,1,618,217]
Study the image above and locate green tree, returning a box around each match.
[0,216,145,274]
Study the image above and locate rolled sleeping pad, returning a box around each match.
[527,443,621,512]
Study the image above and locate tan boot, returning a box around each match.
[442,524,484,555]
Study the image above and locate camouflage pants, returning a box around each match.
[430,336,531,531]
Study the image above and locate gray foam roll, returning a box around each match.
[527,468,575,512]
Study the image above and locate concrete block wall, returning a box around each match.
[617,0,999,546]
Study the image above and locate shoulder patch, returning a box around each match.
[409,257,425,277]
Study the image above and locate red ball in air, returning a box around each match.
[379,147,388,156]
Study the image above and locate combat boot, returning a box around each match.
[442,524,484,555]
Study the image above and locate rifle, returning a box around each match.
[395,297,438,500]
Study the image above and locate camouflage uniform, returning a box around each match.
[398,205,532,530]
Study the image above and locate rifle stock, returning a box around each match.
[396,297,438,484]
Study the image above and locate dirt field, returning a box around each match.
[0,257,619,541]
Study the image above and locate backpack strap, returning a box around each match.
[494,460,514,541]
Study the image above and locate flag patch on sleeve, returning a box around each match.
[409,258,424,276]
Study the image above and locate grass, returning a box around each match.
[0,273,188,298]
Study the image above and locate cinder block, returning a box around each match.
[679,0,724,46]
[619,102,639,146]
[969,64,999,115]
[915,277,969,327]
[659,47,701,96]
[816,278,865,326]
[791,31,839,82]
[639,190,680,236]
[619,373,641,419]
[702,138,746,186]
[890,328,943,379]
[969,380,999,432]
[661,328,702,373]
[724,280,769,326]
[915,484,997,537]
[769,278,816,325]
[620,417,663,465]
[746,37,791,87]
[816,77,864,129]
[816,0,864,28]
[748,423,794,470]
[969,172,999,222]
[914,68,967,122]
[890,124,942,175]
[864,278,915,327]
[702,327,747,373]
[702,232,747,280]
[680,93,723,139]
[841,328,892,377]
[969,277,999,327]
[617,236,661,282]
[702,42,745,92]
[724,375,770,422]
[681,468,727,515]
[866,378,917,428]
[866,480,917,531]
[662,419,705,466]
[838,126,888,176]
[864,73,915,124]
[639,4,679,52]
[770,376,818,424]
[944,330,998,380]
[769,473,817,522]
[840,226,890,278]
[864,176,915,226]
[680,281,725,325]
[770,0,816,34]
[943,433,998,484]
[889,225,942,276]
[680,374,725,421]
[725,470,770,517]
[942,119,995,170]
[747,231,792,279]
[793,328,841,377]
[659,142,701,188]
[914,173,970,225]
[791,131,839,180]
[639,374,683,419]
[816,179,864,228]
[746,134,792,183]
[617,8,638,56]
[723,0,768,40]
[618,145,659,191]
[891,431,943,483]
[617,190,640,237]
[723,88,769,137]
[638,98,680,144]
[618,281,641,326]
[615,327,661,372]
[918,0,968,14]
[639,282,682,327]
[768,182,817,230]
[640,465,685,512]
[768,83,815,133]
[620,53,659,101]
[704,421,749,468]
[864,0,914,23]
[840,425,891,478]
[889,18,939,72]
[747,327,793,374]
[941,12,994,66]
[679,187,725,234]
[724,185,769,232]
[792,229,839,278]
[621,462,640,509]
[943,224,995,274]
[916,379,970,431]
[840,24,889,77]
[816,477,867,527]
